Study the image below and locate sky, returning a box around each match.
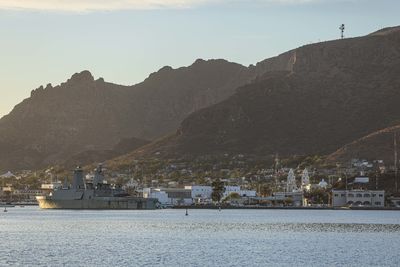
[0,0,399,117]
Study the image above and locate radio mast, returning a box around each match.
[339,24,345,39]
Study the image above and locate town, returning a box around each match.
[1,154,400,209]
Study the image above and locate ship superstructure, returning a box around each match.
[36,165,157,209]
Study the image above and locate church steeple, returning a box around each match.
[286,169,297,192]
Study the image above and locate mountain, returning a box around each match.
[63,137,150,168]
[3,26,400,171]
[117,26,400,161]
[0,59,262,171]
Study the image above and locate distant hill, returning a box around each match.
[112,26,400,163]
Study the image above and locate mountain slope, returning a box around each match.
[326,125,400,163]
[63,137,150,168]
[0,59,258,171]
[119,26,400,160]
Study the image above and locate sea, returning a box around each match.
[0,207,399,267]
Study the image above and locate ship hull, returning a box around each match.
[36,196,157,210]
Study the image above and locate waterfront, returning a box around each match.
[1,207,400,266]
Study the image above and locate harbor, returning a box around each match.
[1,206,400,266]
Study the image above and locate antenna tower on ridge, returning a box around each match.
[339,24,345,39]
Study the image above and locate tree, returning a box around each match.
[211,178,225,203]
[305,188,329,204]
[223,192,241,202]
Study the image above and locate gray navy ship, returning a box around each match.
[36,165,157,209]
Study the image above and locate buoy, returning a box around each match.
[3,207,7,212]
[185,208,188,216]
[219,206,221,212]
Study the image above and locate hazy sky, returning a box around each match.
[0,0,399,117]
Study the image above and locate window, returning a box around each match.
[334,194,339,197]
[372,194,376,197]
[356,194,362,197]
[364,194,370,198]
[341,194,346,197]
[348,194,354,197]
[379,194,383,197]
[375,202,381,205]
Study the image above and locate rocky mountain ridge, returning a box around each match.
[0,56,292,171]
[110,26,400,165]
[2,26,400,171]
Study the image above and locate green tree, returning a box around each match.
[223,192,241,202]
[211,178,225,203]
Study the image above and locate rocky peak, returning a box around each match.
[67,70,95,84]
[191,58,231,68]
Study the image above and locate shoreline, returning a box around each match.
[172,205,400,211]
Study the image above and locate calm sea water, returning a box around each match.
[0,207,399,267]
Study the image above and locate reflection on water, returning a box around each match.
[1,207,399,266]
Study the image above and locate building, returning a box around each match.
[332,190,385,207]
[388,196,400,207]
[286,169,297,192]
[0,171,15,178]
[184,185,256,203]
[223,186,256,198]
[185,185,212,202]
[271,191,304,206]
[143,188,192,206]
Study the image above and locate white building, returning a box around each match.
[223,186,256,198]
[142,188,169,206]
[318,179,329,189]
[0,171,15,178]
[185,185,212,200]
[143,188,192,206]
[332,190,385,207]
[184,185,256,202]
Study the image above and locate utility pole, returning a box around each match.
[394,132,398,192]
[339,24,345,39]
[274,153,279,191]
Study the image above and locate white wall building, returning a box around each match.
[223,186,256,197]
[332,190,385,207]
[184,185,256,202]
[185,185,212,199]
[143,188,192,206]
